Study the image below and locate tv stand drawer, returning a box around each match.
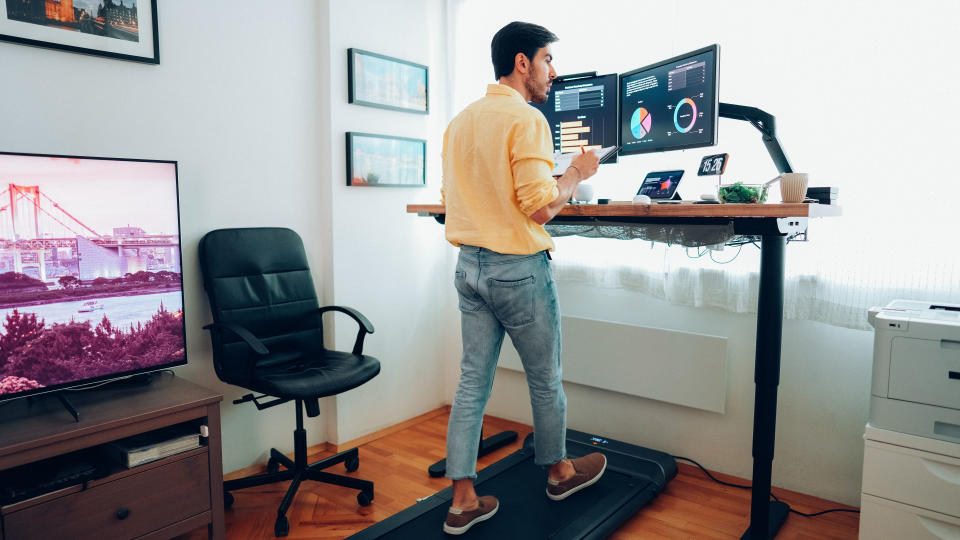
[3,452,210,540]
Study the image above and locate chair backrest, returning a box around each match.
[198,228,322,383]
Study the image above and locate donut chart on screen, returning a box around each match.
[673,98,698,133]
[630,107,652,139]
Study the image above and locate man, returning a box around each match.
[440,21,606,535]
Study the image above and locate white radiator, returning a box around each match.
[499,316,728,413]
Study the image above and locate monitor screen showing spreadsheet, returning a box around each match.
[619,45,719,156]
[530,73,619,164]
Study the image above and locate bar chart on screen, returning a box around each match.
[559,119,602,153]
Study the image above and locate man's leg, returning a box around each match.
[487,252,568,472]
[498,252,605,495]
[445,251,505,509]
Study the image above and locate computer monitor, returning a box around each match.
[619,45,719,156]
[531,73,619,163]
[0,151,185,403]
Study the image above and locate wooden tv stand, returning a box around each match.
[0,374,224,540]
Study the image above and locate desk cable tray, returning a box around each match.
[546,222,806,248]
[546,222,735,247]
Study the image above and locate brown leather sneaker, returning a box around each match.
[443,495,499,535]
[546,452,607,501]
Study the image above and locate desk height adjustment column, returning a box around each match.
[743,233,790,539]
[720,101,796,539]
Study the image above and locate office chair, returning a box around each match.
[198,227,380,537]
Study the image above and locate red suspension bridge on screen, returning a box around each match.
[0,184,179,283]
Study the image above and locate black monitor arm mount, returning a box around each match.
[718,103,793,175]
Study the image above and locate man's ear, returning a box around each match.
[514,52,529,75]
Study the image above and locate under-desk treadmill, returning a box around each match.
[348,429,677,539]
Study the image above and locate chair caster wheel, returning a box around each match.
[274,515,289,537]
[345,455,360,472]
[357,490,373,506]
[267,458,280,474]
[224,491,234,509]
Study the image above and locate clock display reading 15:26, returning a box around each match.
[698,153,729,176]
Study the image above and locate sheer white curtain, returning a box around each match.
[448,0,960,330]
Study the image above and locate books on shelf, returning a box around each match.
[104,424,201,468]
[806,186,838,204]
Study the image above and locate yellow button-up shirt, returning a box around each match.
[441,84,559,255]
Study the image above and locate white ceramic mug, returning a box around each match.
[779,173,809,203]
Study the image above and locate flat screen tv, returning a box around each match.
[0,151,185,402]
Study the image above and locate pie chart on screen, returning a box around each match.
[630,107,652,139]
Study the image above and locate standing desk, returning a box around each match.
[407,201,841,539]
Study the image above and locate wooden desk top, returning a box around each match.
[407,202,841,219]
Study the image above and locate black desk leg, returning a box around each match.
[741,234,790,540]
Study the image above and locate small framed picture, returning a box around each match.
[348,48,428,114]
[346,132,426,187]
[0,0,159,64]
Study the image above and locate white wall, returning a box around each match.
[0,0,459,473]
[325,0,458,443]
[0,1,331,473]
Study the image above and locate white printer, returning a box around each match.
[867,299,960,443]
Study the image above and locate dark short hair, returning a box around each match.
[490,22,558,80]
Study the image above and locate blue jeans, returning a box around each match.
[445,245,567,480]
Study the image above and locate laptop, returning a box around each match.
[636,170,684,202]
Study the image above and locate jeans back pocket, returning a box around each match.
[489,276,535,327]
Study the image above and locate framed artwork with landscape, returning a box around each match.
[0,0,159,64]
[346,132,426,187]
[348,48,428,114]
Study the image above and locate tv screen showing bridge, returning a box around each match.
[0,154,185,394]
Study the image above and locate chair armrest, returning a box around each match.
[202,322,270,355]
[317,305,375,355]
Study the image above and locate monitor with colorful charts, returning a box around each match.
[619,45,719,156]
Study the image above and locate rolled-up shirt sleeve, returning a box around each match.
[510,115,559,216]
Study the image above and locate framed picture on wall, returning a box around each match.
[346,132,426,187]
[348,48,428,114]
[0,0,160,64]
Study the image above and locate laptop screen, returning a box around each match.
[637,170,684,199]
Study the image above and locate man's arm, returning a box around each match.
[529,151,600,225]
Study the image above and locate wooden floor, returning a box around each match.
[183,409,860,539]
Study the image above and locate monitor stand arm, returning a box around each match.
[719,102,793,175]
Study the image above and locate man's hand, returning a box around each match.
[530,150,602,225]
[568,150,599,181]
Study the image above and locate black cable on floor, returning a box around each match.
[770,492,861,517]
[673,456,860,518]
[673,456,751,490]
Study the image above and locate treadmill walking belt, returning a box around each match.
[348,429,677,540]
